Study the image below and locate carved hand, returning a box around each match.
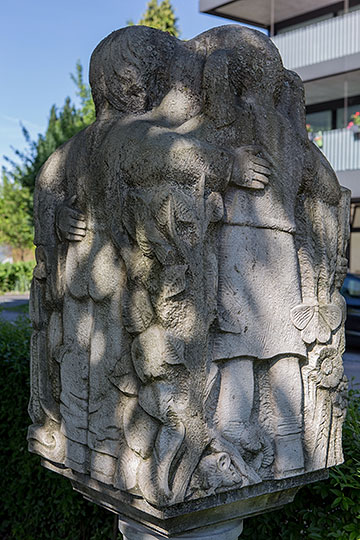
[56,195,86,242]
[232,146,272,190]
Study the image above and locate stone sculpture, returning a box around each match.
[28,24,350,538]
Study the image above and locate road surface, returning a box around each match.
[0,293,30,323]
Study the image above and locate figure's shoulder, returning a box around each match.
[35,126,93,191]
[303,142,341,205]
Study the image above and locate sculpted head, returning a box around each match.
[194,25,285,105]
[89,26,177,116]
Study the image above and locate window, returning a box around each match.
[336,104,360,128]
[342,275,360,297]
[306,110,332,131]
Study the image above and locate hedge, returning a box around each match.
[0,317,120,540]
[0,261,35,293]
[242,383,360,539]
[0,317,359,539]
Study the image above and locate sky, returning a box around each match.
[0,0,246,172]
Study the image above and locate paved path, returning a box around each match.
[0,292,30,322]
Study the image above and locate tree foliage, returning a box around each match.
[0,261,35,292]
[1,0,177,255]
[1,313,359,539]
[129,0,179,37]
[242,385,360,539]
[0,63,95,255]
[70,60,96,126]
[4,63,95,196]
[0,173,34,258]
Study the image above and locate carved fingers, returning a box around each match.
[66,212,87,241]
[232,145,272,190]
[56,196,87,242]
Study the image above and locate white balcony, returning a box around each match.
[322,128,360,172]
[272,10,360,75]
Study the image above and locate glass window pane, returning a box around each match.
[343,275,360,296]
[276,13,334,34]
[306,110,332,131]
[337,104,360,128]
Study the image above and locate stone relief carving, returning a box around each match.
[28,24,349,513]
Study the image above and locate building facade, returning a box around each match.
[200,0,360,272]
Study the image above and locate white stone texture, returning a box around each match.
[28,24,349,535]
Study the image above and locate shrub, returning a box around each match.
[0,317,121,540]
[1,316,359,539]
[0,261,35,293]
[242,384,360,539]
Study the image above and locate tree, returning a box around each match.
[4,63,95,196]
[0,173,33,260]
[129,0,179,37]
[2,0,179,232]
[70,60,96,126]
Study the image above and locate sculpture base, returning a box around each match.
[41,459,328,537]
[119,516,244,539]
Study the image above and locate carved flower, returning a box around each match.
[291,301,342,344]
[331,379,348,415]
[315,347,344,389]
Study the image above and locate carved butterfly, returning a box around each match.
[291,302,342,344]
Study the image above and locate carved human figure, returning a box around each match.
[93,33,271,501]
[29,27,181,478]
[28,24,349,510]
[182,26,345,480]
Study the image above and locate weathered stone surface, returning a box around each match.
[28,24,349,536]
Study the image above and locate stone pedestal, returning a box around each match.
[118,517,243,540]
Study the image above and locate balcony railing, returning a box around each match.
[272,10,360,70]
[321,128,360,171]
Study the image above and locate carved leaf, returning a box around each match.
[291,304,314,330]
[317,312,332,344]
[123,288,154,334]
[123,399,159,459]
[173,192,196,223]
[320,304,342,331]
[122,204,136,239]
[136,227,154,258]
[161,264,188,298]
[155,194,172,228]
[109,372,139,396]
[164,333,185,365]
[206,192,224,223]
